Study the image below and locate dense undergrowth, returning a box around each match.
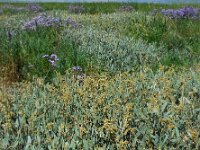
[0,2,200,149]
[1,65,200,149]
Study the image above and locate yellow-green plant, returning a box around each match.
[1,65,200,149]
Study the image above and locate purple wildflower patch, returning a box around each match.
[22,14,62,30]
[72,66,82,72]
[43,53,59,67]
[161,7,200,19]
[65,17,79,28]
[25,3,43,12]
[23,14,79,30]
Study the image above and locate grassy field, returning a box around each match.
[0,2,200,149]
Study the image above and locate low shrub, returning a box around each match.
[0,65,200,149]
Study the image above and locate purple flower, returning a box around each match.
[161,7,200,19]
[72,66,82,72]
[25,3,43,12]
[23,20,36,30]
[43,53,59,67]
[50,53,59,61]
[22,14,62,30]
[36,15,46,25]
[65,17,78,28]
[45,21,53,27]
[48,60,56,67]
[22,13,79,30]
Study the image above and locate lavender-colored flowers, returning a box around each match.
[65,17,78,28]
[23,19,37,30]
[118,5,135,12]
[68,5,85,14]
[72,66,82,72]
[43,53,59,67]
[161,7,200,19]
[25,3,43,12]
[23,14,61,30]
[23,14,79,30]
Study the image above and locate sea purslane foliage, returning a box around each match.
[161,7,200,19]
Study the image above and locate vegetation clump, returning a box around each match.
[0,2,200,149]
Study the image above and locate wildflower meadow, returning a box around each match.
[0,2,200,149]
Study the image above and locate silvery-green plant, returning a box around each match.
[63,26,161,72]
[0,65,200,149]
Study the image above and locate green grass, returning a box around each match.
[126,13,200,67]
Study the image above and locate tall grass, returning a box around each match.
[126,13,200,67]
